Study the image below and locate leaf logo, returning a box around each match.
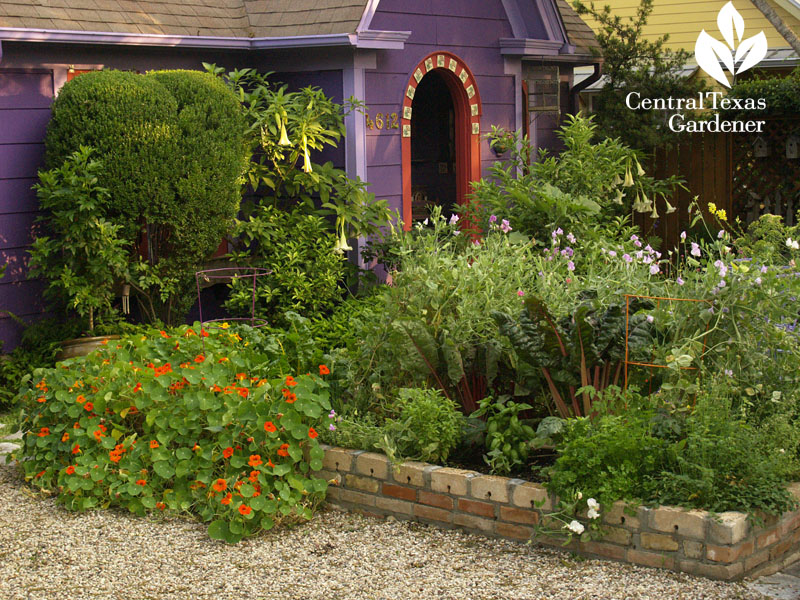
[695,2,767,87]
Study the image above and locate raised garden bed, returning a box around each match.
[316,445,800,581]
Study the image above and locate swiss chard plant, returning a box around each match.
[493,293,654,418]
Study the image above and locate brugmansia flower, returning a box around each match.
[276,113,291,146]
[623,165,634,187]
[301,133,312,173]
[634,156,645,176]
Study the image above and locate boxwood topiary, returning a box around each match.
[44,69,249,325]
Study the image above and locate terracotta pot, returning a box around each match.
[56,335,120,362]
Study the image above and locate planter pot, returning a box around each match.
[56,335,120,362]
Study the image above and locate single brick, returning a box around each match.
[602,501,640,529]
[376,496,414,516]
[344,474,380,494]
[325,486,341,502]
[392,461,427,487]
[709,512,750,545]
[745,549,769,572]
[706,540,754,563]
[312,468,338,481]
[580,541,627,561]
[454,512,495,533]
[650,507,707,540]
[769,537,793,561]
[757,527,780,549]
[681,560,744,581]
[414,503,453,524]
[499,506,539,526]
[496,521,533,541]
[682,540,702,559]
[418,491,454,510]
[779,512,800,537]
[354,452,389,479]
[641,532,679,552]
[322,447,353,472]
[748,560,783,580]
[470,475,509,503]
[511,482,551,511]
[628,549,675,571]
[338,488,376,507]
[788,483,800,502]
[382,483,417,502]
[782,550,800,569]
[430,467,477,496]
[601,526,632,546]
[458,498,495,518]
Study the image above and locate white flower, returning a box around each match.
[587,508,600,520]
[567,520,585,535]
[449,214,460,225]
[690,242,701,257]
[755,277,762,285]
[718,230,725,239]
[787,238,800,250]
[680,231,687,241]
[576,491,583,500]
[646,315,654,323]
[608,250,617,258]
[587,498,599,510]
[423,218,429,226]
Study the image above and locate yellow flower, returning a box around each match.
[716,209,727,222]
[220,322,230,329]
[708,202,717,215]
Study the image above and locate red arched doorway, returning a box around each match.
[401,52,482,230]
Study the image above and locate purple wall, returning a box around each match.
[0,69,53,350]
[365,0,518,217]
[0,43,347,351]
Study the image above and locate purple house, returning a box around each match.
[0,0,599,350]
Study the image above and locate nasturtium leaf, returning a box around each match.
[310,458,323,471]
[153,461,175,479]
[260,516,274,530]
[239,483,255,498]
[141,496,156,509]
[176,448,192,461]
[229,520,243,534]
[208,520,228,541]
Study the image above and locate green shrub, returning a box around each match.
[44,69,249,325]
[226,206,346,325]
[13,323,333,543]
[382,388,464,463]
[28,146,128,331]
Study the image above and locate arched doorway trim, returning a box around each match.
[401,51,482,230]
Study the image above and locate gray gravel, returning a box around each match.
[0,462,769,600]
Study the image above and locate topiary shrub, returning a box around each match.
[44,69,249,325]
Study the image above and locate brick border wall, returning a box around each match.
[316,445,800,581]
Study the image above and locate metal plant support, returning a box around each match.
[194,267,271,352]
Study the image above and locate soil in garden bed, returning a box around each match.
[446,442,555,482]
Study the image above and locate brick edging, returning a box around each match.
[315,445,800,581]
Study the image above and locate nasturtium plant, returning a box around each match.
[13,324,334,544]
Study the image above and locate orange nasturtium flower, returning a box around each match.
[37,427,50,437]
[156,502,166,510]
[267,458,275,468]
[194,354,205,363]
[248,471,259,483]
[132,382,142,393]
[277,444,290,457]
[84,402,94,412]
[76,395,86,404]
[149,440,159,449]
[222,447,234,459]
[285,392,297,404]
[136,479,147,486]
[109,450,122,463]
[160,330,170,339]
[264,421,277,433]
[221,493,232,505]
[319,364,330,376]
[61,432,70,443]
[65,465,75,475]
[37,396,46,403]
[308,427,318,439]
[236,373,247,381]
[72,444,81,455]
[34,470,45,479]
[248,454,263,468]
[237,387,248,398]
[192,443,201,452]
[93,429,105,442]
[238,505,252,516]
[212,479,227,492]
[285,375,297,387]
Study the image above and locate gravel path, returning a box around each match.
[0,462,768,600]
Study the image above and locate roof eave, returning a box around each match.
[0,27,409,51]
